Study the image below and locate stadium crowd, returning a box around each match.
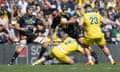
[0,0,120,45]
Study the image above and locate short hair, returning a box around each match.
[26,5,33,12]
[36,19,43,25]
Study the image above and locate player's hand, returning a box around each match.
[69,17,76,24]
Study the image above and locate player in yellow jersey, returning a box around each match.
[79,4,116,65]
[32,30,85,65]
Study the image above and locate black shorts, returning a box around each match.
[20,30,37,43]
[67,30,84,39]
[68,33,79,39]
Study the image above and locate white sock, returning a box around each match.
[88,56,92,62]
[108,55,113,61]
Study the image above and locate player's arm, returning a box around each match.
[61,17,76,25]
[102,18,116,25]
[100,15,116,25]
[14,16,29,31]
[78,17,84,30]
[14,22,28,32]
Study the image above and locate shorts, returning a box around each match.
[50,47,71,63]
[20,30,37,43]
[83,36,106,45]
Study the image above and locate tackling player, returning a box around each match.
[60,8,98,64]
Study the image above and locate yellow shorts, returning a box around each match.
[50,47,71,63]
[83,36,106,45]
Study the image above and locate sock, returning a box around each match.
[91,50,98,64]
[88,56,93,62]
[37,47,46,59]
[108,55,113,61]
[34,60,41,65]
[10,51,19,63]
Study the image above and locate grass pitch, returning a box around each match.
[0,63,120,72]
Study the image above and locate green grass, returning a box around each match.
[0,63,120,72]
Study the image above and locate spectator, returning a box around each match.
[6,0,14,13]
[42,0,52,15]
[4,20,19,43]
[42,14,52,30]
[115,15,120,26]
[68,0,76,15]
[102,10,113,43]
[0,25,8,44]
[18,0,28,14]
[43,0,52,9]
[36,11,44,22]
[61,0,70,12]
[27,0,34,6]
[37,0,43,11]
[13,0,20,6]
[77,0,85,7]
[52,0,62,12]
[107,0,116,9]
[11,5,18,19]
[32,2,40,15]
[115,26,120,44]
[0,9,8,28]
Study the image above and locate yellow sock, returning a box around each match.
[34,60,41,65]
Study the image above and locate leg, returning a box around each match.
[84,46,94,65]
[37,47,46,59]
[81,37,95,65]
[88,46,98,64]
[52,50,74,64]
[98,44,116,64]
[32,41,51,66]
[38,40,50,59]
[78,37,98,64]
[34,36,49,59]
[32,56,47,66]
[97,37,116,64]
[32,54,53,66]
[8,39,27,66]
